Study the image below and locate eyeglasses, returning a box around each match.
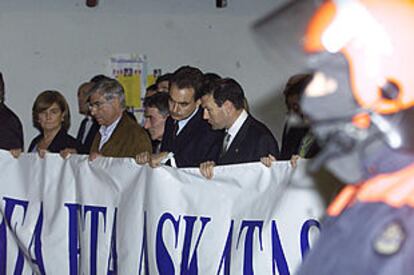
[88,99,110,110]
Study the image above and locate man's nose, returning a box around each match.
[171,103,179,113]
[203,108,209,120]
[90,107,97,116]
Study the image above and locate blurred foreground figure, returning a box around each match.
[255,0,414,274]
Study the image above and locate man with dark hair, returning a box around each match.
[200,78,279,179]
[76,81,100,154]
[0,72,24,156]
[200,72,221,96]
[87,78,151,159]
[144,84,158,98]
[142,65,223,168]
[155,73,173,93]
[142,93,169,153]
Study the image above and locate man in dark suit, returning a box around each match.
[142,66,223,168]
[0,72,24,157]
[199,78,279,179]
[88,78,151,159]
[76,81,100,154]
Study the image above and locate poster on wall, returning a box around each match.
[109,54,164,122]
[109,54,148,110]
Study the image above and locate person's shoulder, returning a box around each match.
[245,115,278,146]
[120,113,148,136]
[0,103,22,124]
[56,129,80,148]
[194,114,223,137]
[119,112,140,129]
[245,115,273,135]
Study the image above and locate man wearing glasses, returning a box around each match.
[87,78,151,160]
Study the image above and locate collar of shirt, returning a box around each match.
[98,115,122,150]
[81,115,94,143]
[176,107,199,135]
[226,109,248,148]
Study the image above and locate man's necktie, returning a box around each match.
[173,120,179,138]
[220,132,231,157]
[76,117,88,142]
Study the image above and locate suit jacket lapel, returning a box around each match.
[221,115,251,160]
[174,109,202,150]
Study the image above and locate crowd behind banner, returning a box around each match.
[0,66,317,171]
[0,151,326,274]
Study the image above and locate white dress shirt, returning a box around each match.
[98,116,122,150]
[225,109,248,151]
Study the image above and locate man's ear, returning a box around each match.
[112,97,121,106]
[223,100,233,114]
[195,98,201,107]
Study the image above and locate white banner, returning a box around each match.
[0,150,326,274]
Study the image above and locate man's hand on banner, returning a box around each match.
[136,151,151,165]
[89,152,103,161]
[260,154,277,167]
[60,148,77,159]
[9,148,22,158]
[37,149,48,159]
[290,155,301,168]
[149,152,169,168]
[199,161,216,179]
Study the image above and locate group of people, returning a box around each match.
[137,66,317,178]
[0,65,316,179]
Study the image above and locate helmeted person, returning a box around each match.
[255,0,414,274]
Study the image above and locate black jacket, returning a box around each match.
[161,108,224,167]
[0,103,24,150]
[280,124,309,160]
[28,128,81,153]
[76,117,100,154]
[218,115,279,165]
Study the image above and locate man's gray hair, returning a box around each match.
[88,78,126,108]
